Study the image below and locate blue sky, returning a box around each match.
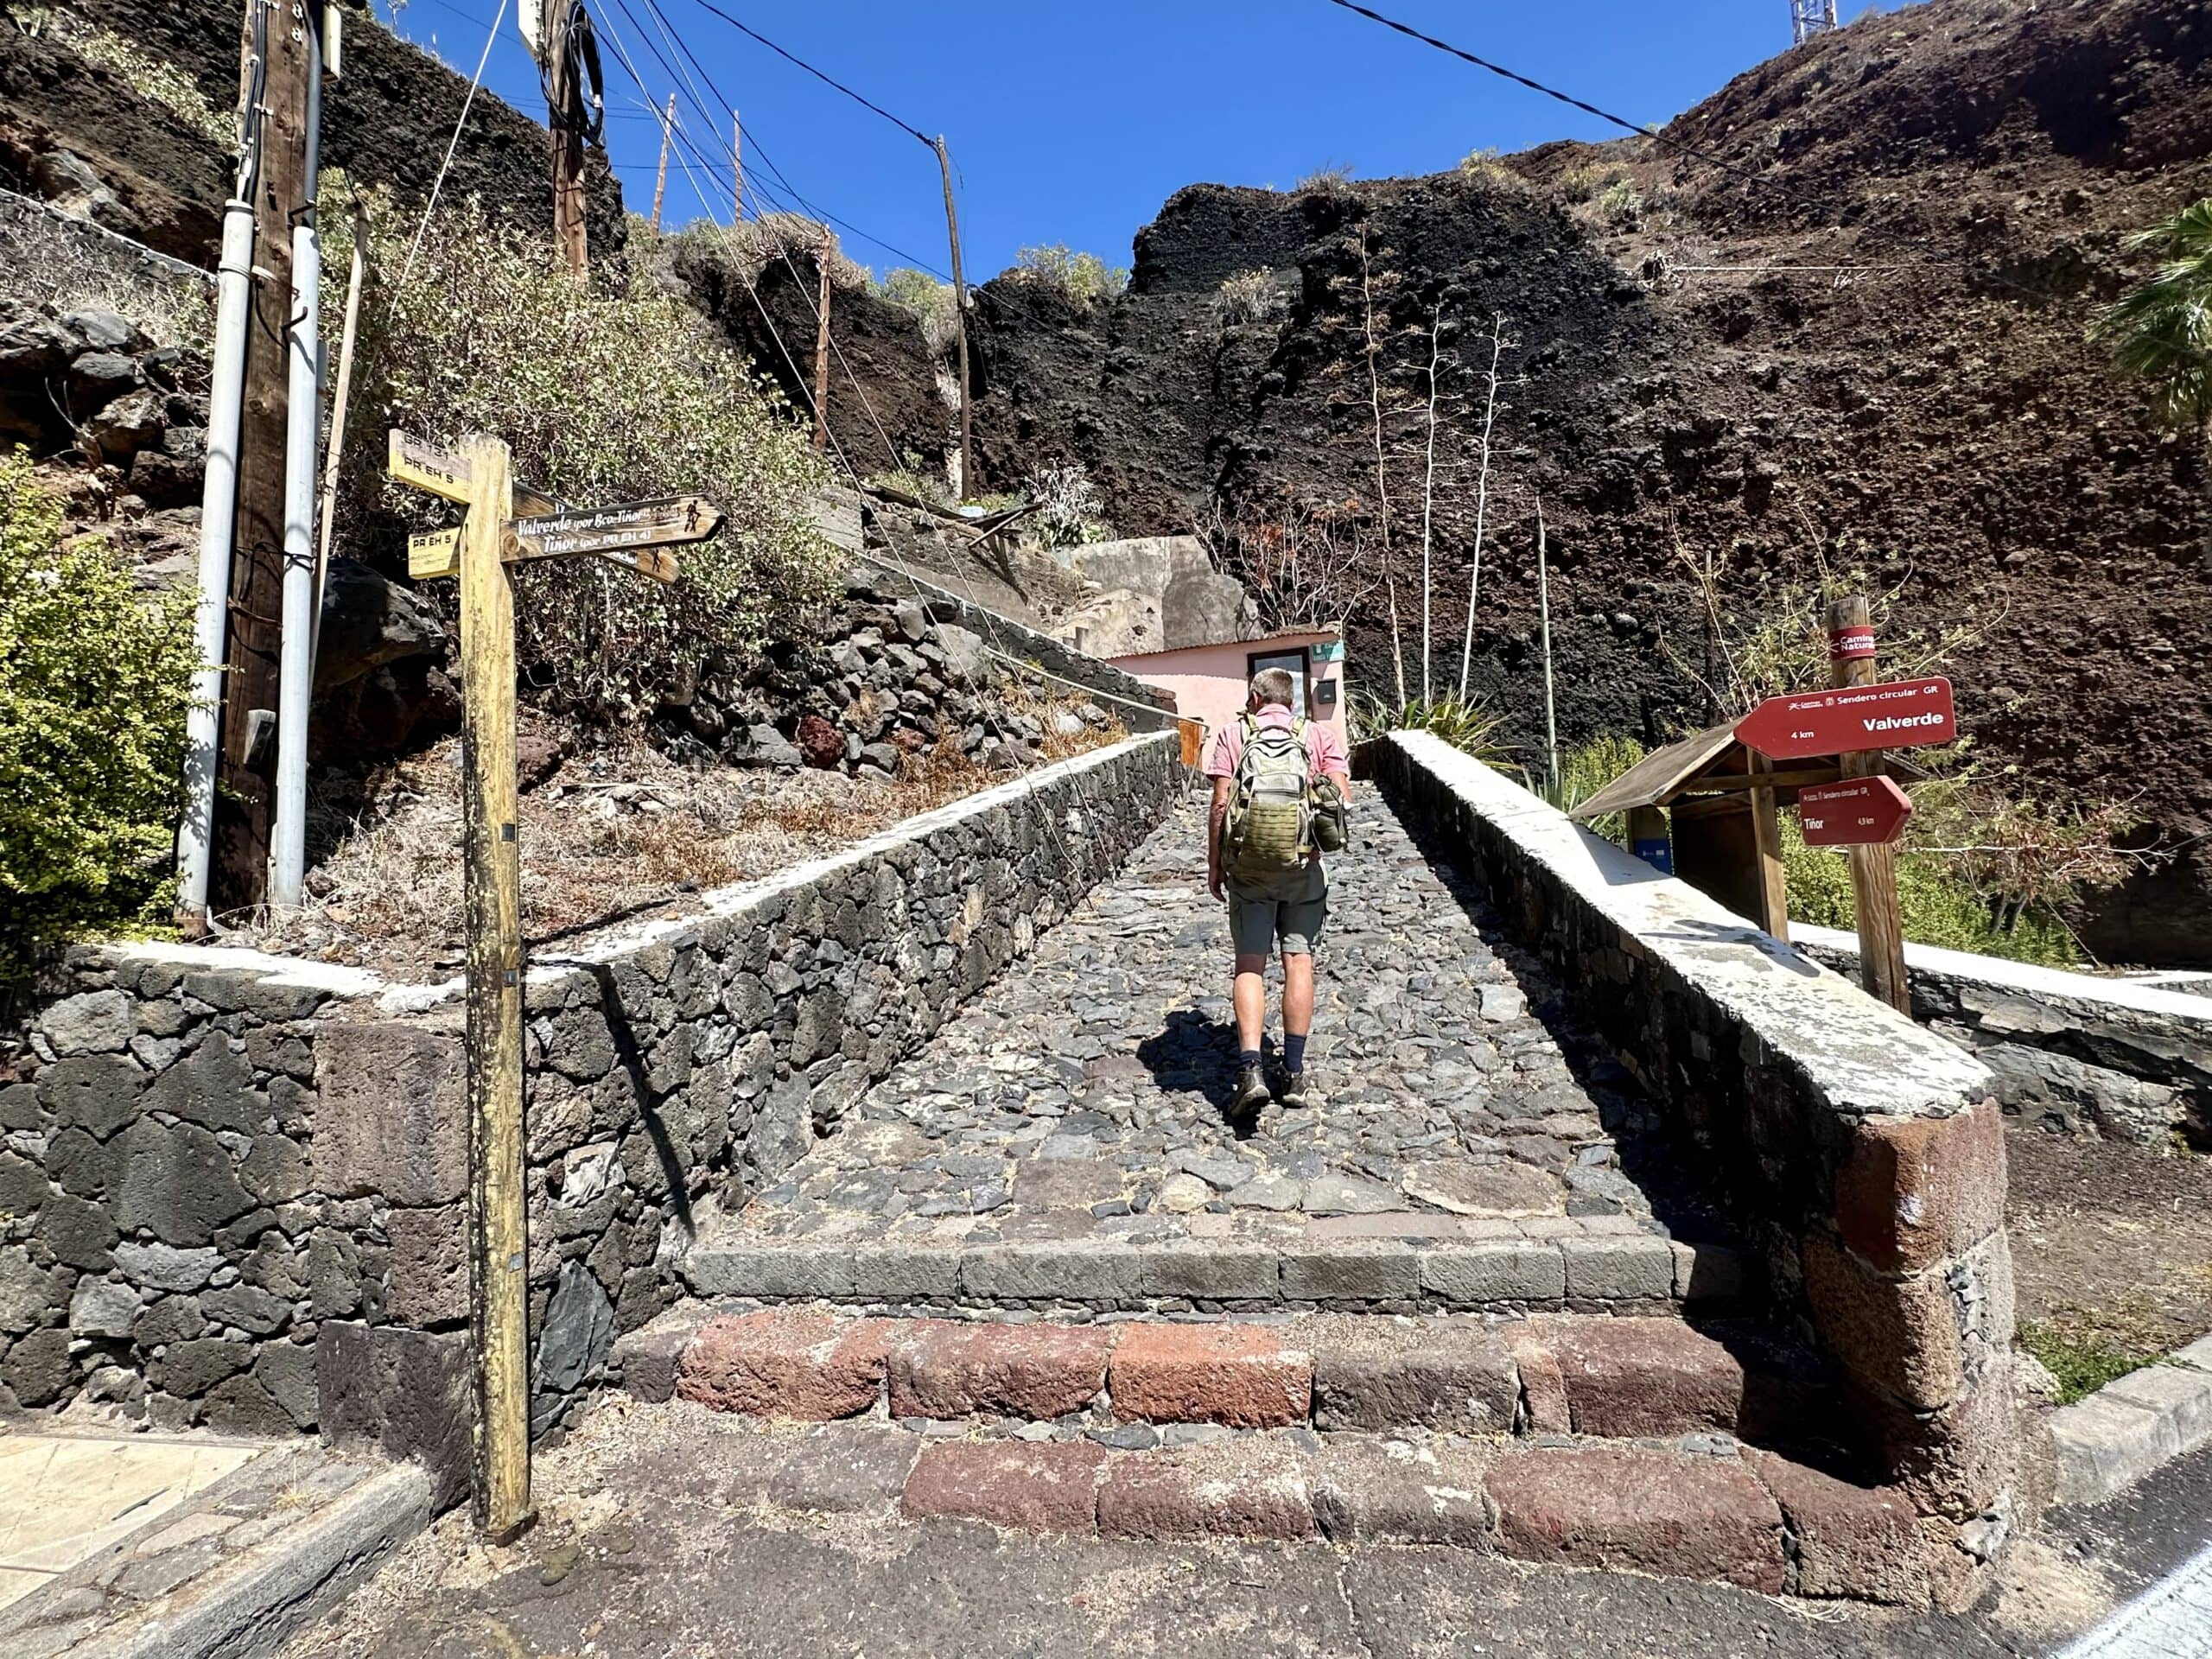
[372,0,1885,284]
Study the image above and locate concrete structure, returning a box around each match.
[1109,627,1350,760]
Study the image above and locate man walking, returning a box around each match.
[1205,668,1352,1127]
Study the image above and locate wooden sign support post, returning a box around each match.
[457,435,531,1541]
[387,429,715,1539]
[1827,594,1910,1014]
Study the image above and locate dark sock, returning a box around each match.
[1282,1034,1307,1073]
[1238,1048,1263,1072]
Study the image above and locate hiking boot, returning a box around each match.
[1230,1065,1270,1128]
[1276,1069,1310,1110]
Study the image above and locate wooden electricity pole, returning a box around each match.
[648,92,676,233]
[544,0,588,278]
[1827,594,1910,1012]
[213,0,313,913]
[811,222,833,452]
[935,134,974,501]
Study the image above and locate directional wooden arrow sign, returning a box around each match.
[1798,775,1914,848]
[1735,676,1955,763]
[503,495,723,563]
[389,429,556,516]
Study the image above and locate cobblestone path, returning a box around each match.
[730,791,1719,1255]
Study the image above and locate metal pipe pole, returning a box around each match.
[1536,499,1559,796]
[935,136,974,501]
[270,16,323,909]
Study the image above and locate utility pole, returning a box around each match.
[648,92,675,233]
[213,0,315,916]
[544,0,588,278]
[811,222,833,452]
[935,135,974,502]
[732,108,743,218]
[1827,594,1910,1013]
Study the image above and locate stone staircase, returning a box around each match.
[608,1303,1955,1608]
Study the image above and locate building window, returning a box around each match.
[1248,646,1312,716]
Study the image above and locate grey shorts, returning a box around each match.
[1228,860,1329,957]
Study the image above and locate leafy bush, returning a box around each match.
[1458,148,1517,186]
[665,213,869,292]
[1007,245,1128,308]
[334,195,838,723]
[1531,733,1649,840]
[1215,269,1283,326]
[1595,179,1646,230]
[874,267,960,357]
[1024,463,1113,547]
[0,449,196,963]
[25,7,232,145]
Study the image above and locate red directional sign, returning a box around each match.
[1735,676,1955,762]
[1798,776,1914,848]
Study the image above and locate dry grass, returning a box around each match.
[248,693,1124,977]
[0,195,214,348]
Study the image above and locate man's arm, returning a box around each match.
[1208,777,1231,900]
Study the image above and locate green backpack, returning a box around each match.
[1224,715,1315,878]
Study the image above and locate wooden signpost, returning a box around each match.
[1734,595,1923,1014]
[386,429,716,1539]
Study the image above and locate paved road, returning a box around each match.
[727,793,1722,1255]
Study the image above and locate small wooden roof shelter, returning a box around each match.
[1572,721,1923,944]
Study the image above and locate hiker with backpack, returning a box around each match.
[1205,667,1353,1128]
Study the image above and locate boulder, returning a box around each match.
[85,388,167,461]
[67,352,142,409]
[1981,1042,2183,1147]
[725,723,803,770]
[315,557,445,690]
[61,310,149,354]
[934,623,989,687]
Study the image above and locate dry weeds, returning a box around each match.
[246,693,1122,977]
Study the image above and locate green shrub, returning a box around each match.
[1458,148,1516,186]
[0,449,196,963]
[1595,179,1646,230]
[334,197,838,723]
[665,213,869,291]
[1354,692,1514,766]
[1535,733,1648,840]
[1025,463,1113,547]
[875,267,959,357]
[1782,817,2080,966]
[1294,165,1357,197]
[1007,245,1128,308]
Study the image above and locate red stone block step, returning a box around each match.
[606,1411,1948,1606]
[615,1305,1836,1444]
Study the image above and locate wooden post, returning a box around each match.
[459,434,531,1541]
[811,221,833,452]
[213,0,312,913]
[648,92,676,233]
[935,135,974,502]
[313,203,370,666]
[545,0,588,278]
[1827,594,1910,1012]
[1747,749,1790,941]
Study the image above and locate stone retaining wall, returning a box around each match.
[1789,922,2210,1147]
[1372,733,2020,1567]
[0,733,1183,1471]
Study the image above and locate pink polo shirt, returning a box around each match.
[1204,706,1350,784]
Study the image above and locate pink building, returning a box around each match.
[1107,627,1350,760]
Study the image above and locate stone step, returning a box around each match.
[585,1407,1946,1607]
[677,1213,1751,1315]
[613,1306,1837,1445]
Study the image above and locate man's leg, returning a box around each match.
[1281,952,1314,1045]
[1274,863,1328,1097]
[1233,953,1269,1057]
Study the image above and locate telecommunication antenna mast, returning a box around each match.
[1791,0,1838,45]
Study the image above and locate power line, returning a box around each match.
[1318,0,1771,189]
[685,0,934,146]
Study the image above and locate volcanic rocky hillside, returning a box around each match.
[702,0,2212,965]
[0,0,624,265]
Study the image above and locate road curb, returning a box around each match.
[2049,1334,2212,1507]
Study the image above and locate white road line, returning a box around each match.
[2059,1541,2212,1659]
